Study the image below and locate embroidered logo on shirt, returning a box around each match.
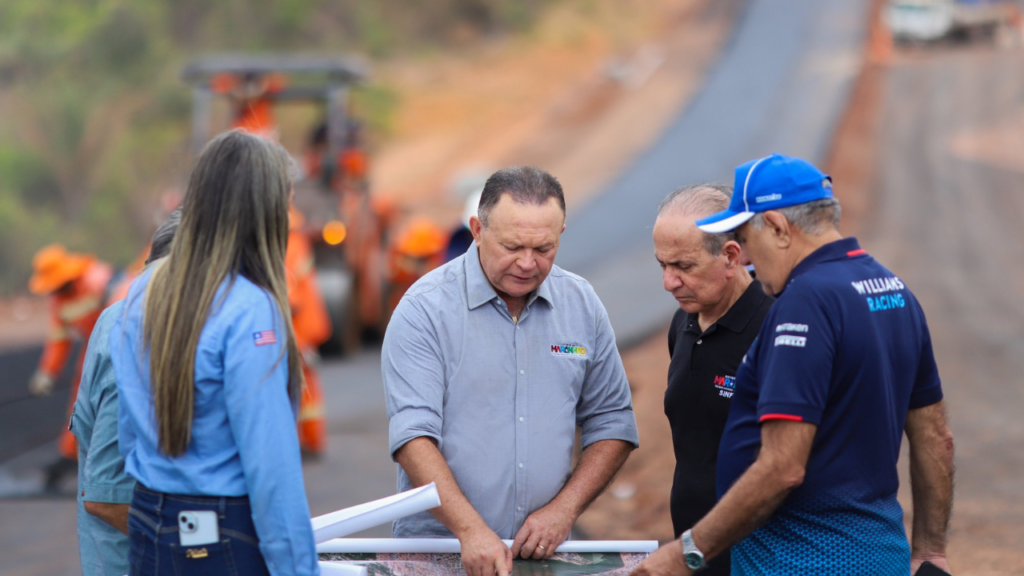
[253,330,277,346]
[550,344,586,357]
[713,375,736,398]
[774,335,806,348]
[775,323,808,333]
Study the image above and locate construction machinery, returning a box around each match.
[181,55,384,355]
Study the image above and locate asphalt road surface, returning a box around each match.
[864,45,1024,570]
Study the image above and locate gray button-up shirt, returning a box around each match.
[383,243,639,538]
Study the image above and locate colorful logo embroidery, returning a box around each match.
[253,330,277,346]
[714,375,736,398]
[551,344,586,357]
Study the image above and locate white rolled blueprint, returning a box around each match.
[311,483,442,544]
[317,538,659,554]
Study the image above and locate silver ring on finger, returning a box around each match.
[538,545,547,551]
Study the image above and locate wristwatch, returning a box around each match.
[681,529,706,571]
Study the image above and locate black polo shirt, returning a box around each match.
[664,279,773,571]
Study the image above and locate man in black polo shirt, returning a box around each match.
[653,184,774,576]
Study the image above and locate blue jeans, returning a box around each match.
[128,484,271,576]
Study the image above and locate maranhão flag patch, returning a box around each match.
[253,330,277,346]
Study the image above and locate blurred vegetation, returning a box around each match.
[0,0,552,294]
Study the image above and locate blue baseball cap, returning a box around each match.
[695,153,833,233]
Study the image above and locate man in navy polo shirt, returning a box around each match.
[630,154,955,576]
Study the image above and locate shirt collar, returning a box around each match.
[463,242,555,310]
[715,279,770,333]
[783,237,864,291]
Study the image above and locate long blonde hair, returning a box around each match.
[144,130,302,457]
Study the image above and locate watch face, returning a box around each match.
[684,552,704,570]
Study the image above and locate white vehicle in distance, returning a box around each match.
[885,0,956,43]
[886,0,1020,45]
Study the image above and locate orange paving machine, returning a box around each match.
[183,55,387,356]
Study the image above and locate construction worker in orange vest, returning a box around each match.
[287,208,333,458]
[28,244,115,488]
[386,218,448,316]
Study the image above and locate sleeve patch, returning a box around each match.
[253,330,278,346]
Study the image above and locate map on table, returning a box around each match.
[319,552,648,576]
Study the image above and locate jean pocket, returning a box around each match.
[170,539,238,576]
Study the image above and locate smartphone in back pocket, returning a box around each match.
[178,511,219,547]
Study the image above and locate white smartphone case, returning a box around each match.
[178,511,220,546]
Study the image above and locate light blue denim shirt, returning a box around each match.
[384,243,639,538]
[110,268,318,576]
[72,300,135,576]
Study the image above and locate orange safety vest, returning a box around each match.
[286,231,332,350]
[38,261,114,379]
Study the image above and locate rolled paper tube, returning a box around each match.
[317,538,659,554]
[311,483,442,543]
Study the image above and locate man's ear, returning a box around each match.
[721,240,743,269]
[762,211,792,248]
[469,215,483,241]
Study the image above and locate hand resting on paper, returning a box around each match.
[511,501,574,561]
[459,525,513,576]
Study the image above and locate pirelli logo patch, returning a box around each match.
[551,344,587,357]
[774,335,806,348]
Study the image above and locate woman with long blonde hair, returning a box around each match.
[110,130,318,575]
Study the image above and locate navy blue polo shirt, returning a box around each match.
[717,238,943,575]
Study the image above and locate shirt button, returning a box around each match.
[517,505,523,511]
[519,463,524,468]
[520,369,525,374]
[519,416,524,422]
[696,339,703,345]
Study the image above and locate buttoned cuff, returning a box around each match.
[81,481,136,504]
[579,410,639,449]
[389,407,442,460]
[259,538,319,576]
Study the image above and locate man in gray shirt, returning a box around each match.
[383,166,639,576]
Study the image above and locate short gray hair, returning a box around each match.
[750,198,841,235]
[657,183,735,255]
[477,166,565,228]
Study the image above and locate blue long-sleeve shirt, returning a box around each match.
[110,268,318,576]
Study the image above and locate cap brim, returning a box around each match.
[695,210,755,233]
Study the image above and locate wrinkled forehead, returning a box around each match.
[485,197,564,242]
[654,212,708,252]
